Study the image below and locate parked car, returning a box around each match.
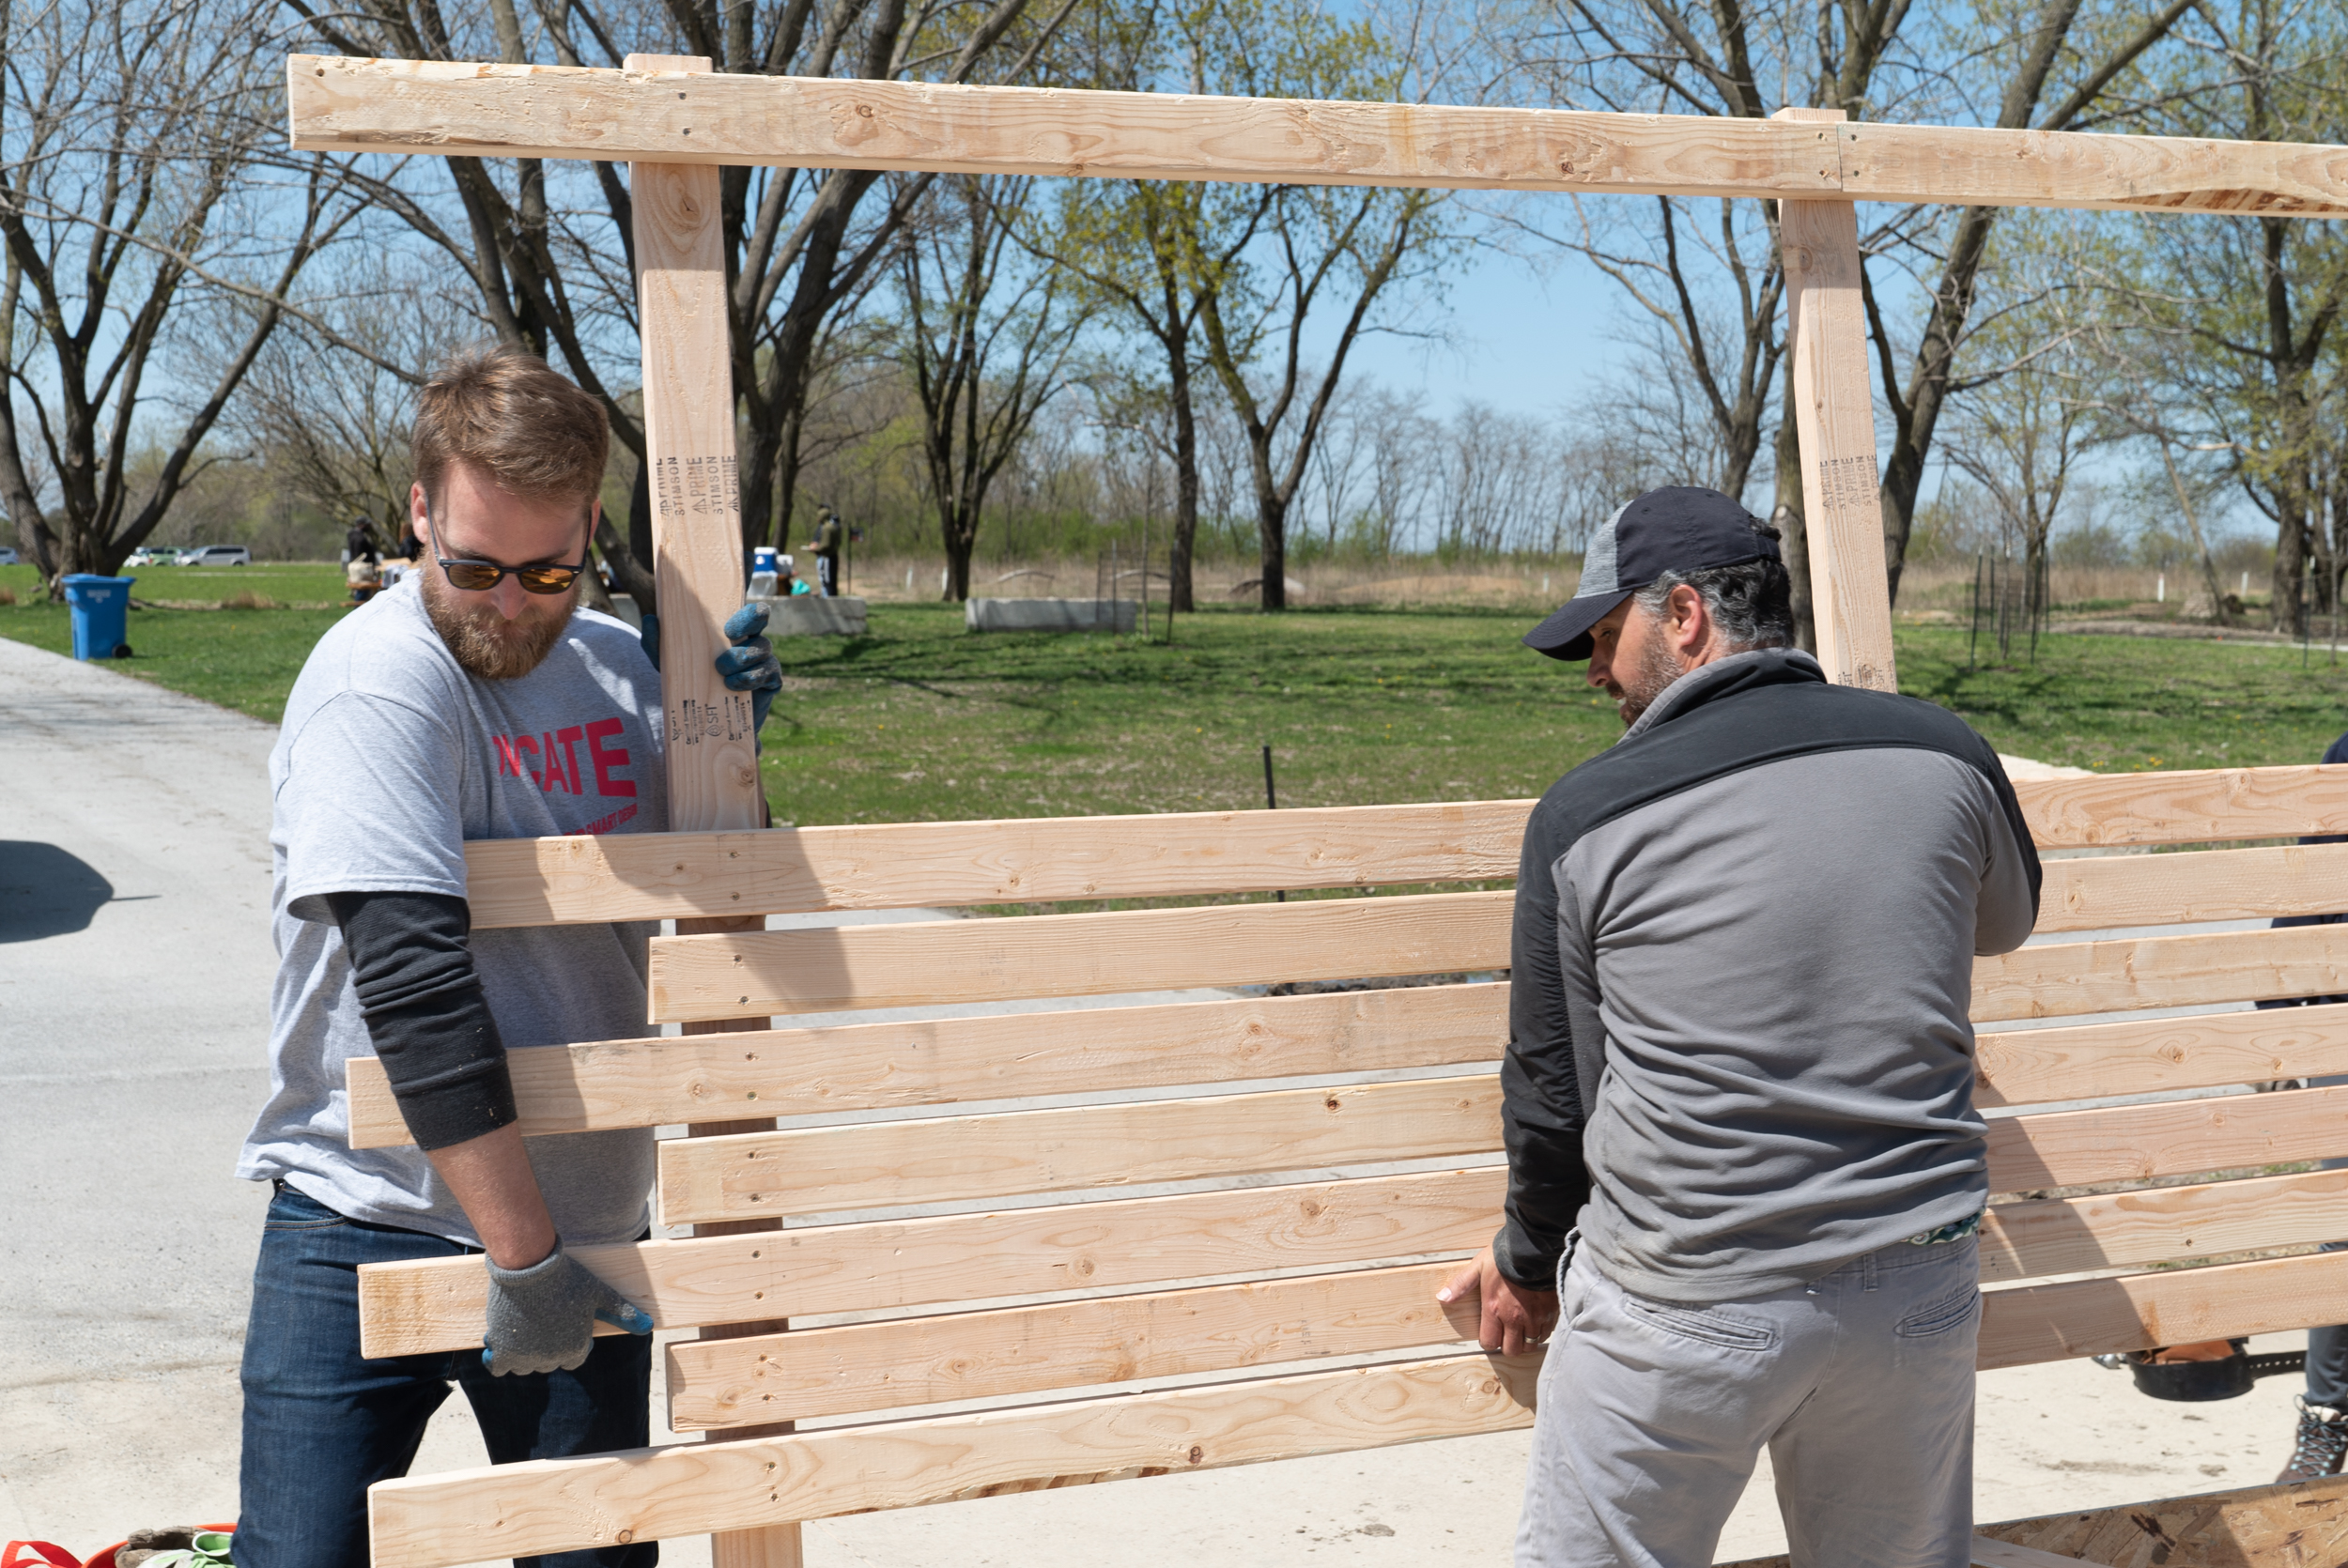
[0,546,18,565]
[178,545,251,567]
[125,546,174,566]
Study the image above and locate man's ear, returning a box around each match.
[1672,583,1709,651]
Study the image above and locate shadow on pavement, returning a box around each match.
[0,840,122,942]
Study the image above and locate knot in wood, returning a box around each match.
[1187,1445,1205,1464]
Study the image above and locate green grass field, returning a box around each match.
[8,561,2348,822]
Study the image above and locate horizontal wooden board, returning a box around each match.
[1978,1169,2348,1284]
[1984,1082,2348,1191]
[2014,763,2348,848]
[291,58,1846,195]
[2034,840,2348,932]
[1970,922,2348,1022]
[459,801,1531,929]
[290,57,2348,217]
[646,890,1510,1023]
[667,1260,1472,1429]
[647,898,2331,1027]
[1979,1246,2348,1369]
[1842,120,2348,217]
[366,1349,1542,1568]
[1975,1002,2348,1109]
[657,1075,1502,1224]
[357,1166,1505,1358]
[669,1170,2348,1429]
[345,982,1510,1147]
[365,1251,2348,1565]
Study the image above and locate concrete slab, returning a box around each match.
[750,595,867,637]
[966,597,1137,633]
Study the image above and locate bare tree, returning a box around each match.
[281,0,1069,613]
[898,175,1091,600]
[0,0,363,587]
[1506,0,2194,640]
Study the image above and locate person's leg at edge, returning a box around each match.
[458,1291,657,1567]
[237,1183,465,1568]
[1516,1246,1832,1568]
[1770,1237,1979,1568]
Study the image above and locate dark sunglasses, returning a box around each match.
[436,554,593,594]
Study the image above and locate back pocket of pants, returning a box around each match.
[1896,1284,1981,1339]
[1622,1297,1777,1353]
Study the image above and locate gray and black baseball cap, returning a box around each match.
[1523,486,1780,661]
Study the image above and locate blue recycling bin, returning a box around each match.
[61,573,134,659]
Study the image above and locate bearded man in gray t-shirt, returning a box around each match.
[233,348,781,1568]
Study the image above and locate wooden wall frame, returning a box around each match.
[286,50,2348,1568]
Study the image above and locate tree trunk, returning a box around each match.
[1167,343,1200,614]
[943,509,976,601]
[1257,483,1288,611]
[1769,382,1817,653]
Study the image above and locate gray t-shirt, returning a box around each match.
[237,577,667,1247]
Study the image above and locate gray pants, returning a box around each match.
[1517,1235,1980,1568]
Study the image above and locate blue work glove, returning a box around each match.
[715,603,782,736]
[481,1241,655,1376]
[638,607,781,739]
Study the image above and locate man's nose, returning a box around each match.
[1584,651,1610,689]
[489,575,528,620]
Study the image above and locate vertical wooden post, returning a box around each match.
[629,53,803,1568]
[1774,106,1898,692]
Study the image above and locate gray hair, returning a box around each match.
[1632,554,1795,652]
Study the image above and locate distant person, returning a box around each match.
[233,346,780,1567]
[344,515,381,567]
[2260,729,2348,1484]
[1440,486,2040,1568]
[803,505,842,596]
[345,554,379,605]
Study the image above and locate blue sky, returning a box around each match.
[1343,242,1631,419]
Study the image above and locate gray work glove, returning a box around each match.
[482,1241,655,1376]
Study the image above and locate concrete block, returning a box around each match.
[966,597,1138,633]
[750,595,868,636]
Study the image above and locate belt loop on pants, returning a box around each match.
[1860,1248,1878,1292]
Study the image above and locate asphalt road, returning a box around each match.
[0,632,2311,1563]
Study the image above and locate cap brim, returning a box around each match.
[1522,590,1632,661]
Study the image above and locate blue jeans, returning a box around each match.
[238,1182,656,1568]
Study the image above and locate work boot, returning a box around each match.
[2278,1397,2348,1483]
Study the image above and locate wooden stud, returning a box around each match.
[1978,1168,2348,1283]
[364,1349,1543,1568]
[286,55,2348,217]
[346,991,2348,1148]
[634,53,761,835]
[2033,839,2348,931]
[1975,1001,2348,1108]
[1971,1473,2348,1568]
[645,890,1511,1023]
[1983,1081,2348,1191]
[457,799,1530,929]
[355,1166,1506,1358]
[629,53,792,1568]
[346,982,1508,1147]
[1972,921,2348,1022]
[655,1074,1502,1225]
[1777,109,1897,692]
[447,765,2348,930]
[666,1260,1476,1429]
[2016,762,2348,847]
[664,1169,2348,1430]
[1978,1246,2348,1370]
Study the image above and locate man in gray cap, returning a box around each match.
[1439,485,2041,1568]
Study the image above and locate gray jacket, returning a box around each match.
[1493,649,2040,1303]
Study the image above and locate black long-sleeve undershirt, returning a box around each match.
[325,890,517,1151]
